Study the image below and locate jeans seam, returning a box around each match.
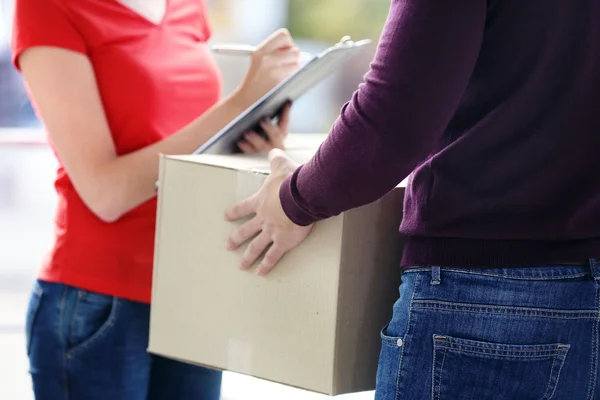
[413,299,596,313]
[586,283,599,400]
[413,306,596,320]
[547,350,568,400]
[542,353,559,400]
[394,273,421,400]
[412,300,598,319]
[66,297,119,357]
[434,346,566,358]
[431,340,437,400]
[431,338,447,400]
[431,269,587,281]
[434,342,569,354]
[57,287,68,349]
[436,347,447,400]
[403,269,588,280]
[67,293,82,351]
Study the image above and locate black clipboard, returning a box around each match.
[193,36,372,155]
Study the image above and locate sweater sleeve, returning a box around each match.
[279,0,487,226]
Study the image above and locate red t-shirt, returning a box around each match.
[12,0,221,303]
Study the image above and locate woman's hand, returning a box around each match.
[225,150,313,276]
[237,103,291,153]
[233,29,301,107]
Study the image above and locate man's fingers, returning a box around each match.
[225,196,256,222]
[256,242,288,276]
[227,216,263,251]
[240,231,272,270]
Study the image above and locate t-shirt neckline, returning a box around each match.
[111,0,171,27]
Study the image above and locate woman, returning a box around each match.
[227,0,600,398]
[13,0,300,398]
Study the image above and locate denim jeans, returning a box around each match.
[25,280,222,400]
[375,263,600,400]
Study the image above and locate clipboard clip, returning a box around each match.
[338,36,354,46]
[332,35,372,50]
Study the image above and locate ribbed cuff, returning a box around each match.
[279,168,320,227]
[400,236,600,269]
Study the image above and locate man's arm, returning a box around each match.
[280,0,487,226]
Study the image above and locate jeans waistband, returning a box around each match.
[404,259,600,282]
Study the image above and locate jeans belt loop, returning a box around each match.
[431,266,441,285]
[589,259,600,281]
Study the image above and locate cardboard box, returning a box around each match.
[149,135,406,396]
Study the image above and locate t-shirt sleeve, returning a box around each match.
[11,0,87,70]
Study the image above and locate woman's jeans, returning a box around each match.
[375,263,600,400]
[25,280,222,400]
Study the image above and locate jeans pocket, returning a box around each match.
[432,335,570,400]
[375,326,406,400]
[25,282,43,356]
[66,289,118,355]
[375,273,420,400]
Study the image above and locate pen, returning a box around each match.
[211,44,257,56]
[211,44,313,59]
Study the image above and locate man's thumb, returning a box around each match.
[268,149,295,171]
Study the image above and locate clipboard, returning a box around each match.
[193,36,372,155]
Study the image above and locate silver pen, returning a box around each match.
[211,44,313,59]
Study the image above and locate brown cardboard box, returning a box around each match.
[149,134,406,396]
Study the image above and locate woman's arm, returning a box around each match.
[19,30,299,223]
[279,0,487,226]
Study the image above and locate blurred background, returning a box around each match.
[0,0,389,398]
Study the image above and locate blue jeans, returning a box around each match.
[25,280,222,400]
[375,263,600,400]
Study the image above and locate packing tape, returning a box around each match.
[227,339,253,375]
[236,168,269,201]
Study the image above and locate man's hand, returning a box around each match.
[225,150,313,276]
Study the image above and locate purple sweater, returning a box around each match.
[279,0,600,268]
